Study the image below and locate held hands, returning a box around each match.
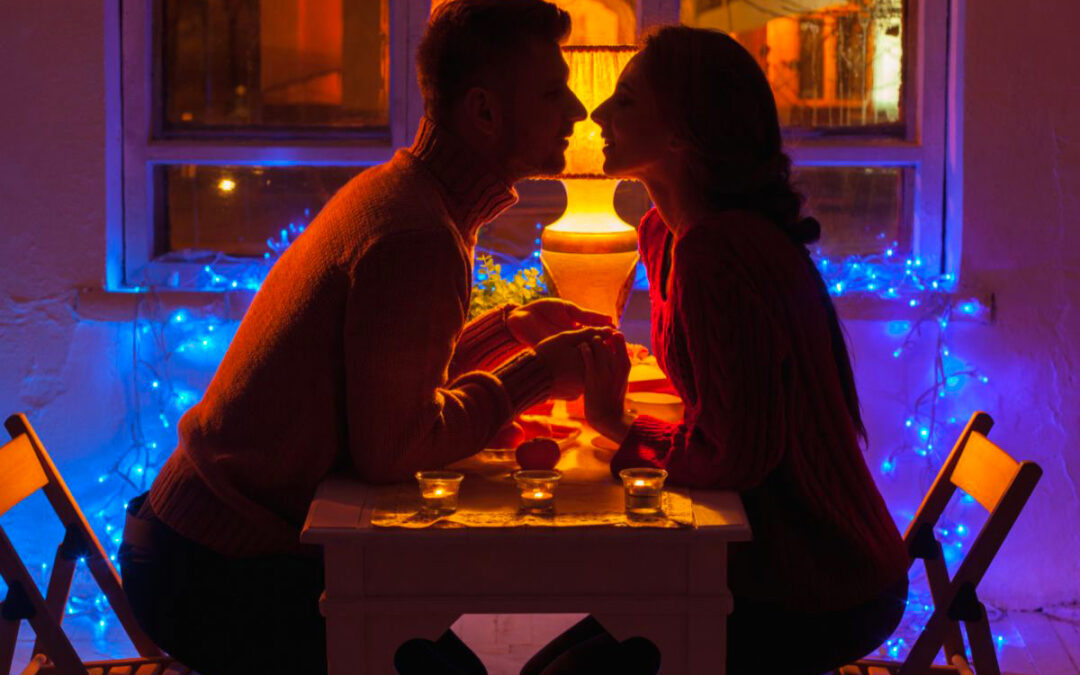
[507,298,614,348]
[580,331,634,443]
[533,327,617,400]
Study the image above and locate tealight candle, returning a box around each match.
[513,470,561,516]
[619,468,668,520]
[415,471,464,516]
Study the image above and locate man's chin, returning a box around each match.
[600,157,628,179]
[539,155,567,176]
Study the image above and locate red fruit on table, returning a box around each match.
[489,421,526,449]
[515,437,560,471]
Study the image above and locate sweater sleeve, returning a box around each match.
[345,230,551,483]
[447,304,526,377]
[610,241,790,490]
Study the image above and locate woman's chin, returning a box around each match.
[601,157,631,179]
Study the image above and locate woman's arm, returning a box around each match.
[610,242,791,490]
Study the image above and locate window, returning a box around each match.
[119,0,422,289]
[116,0,952,289]
[683,0,950,271]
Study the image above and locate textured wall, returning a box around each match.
[947,0,1080,605]
[0,0,1077,609]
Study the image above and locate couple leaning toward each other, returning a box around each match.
[118,1,909,673]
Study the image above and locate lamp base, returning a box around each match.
[540,248,638,325]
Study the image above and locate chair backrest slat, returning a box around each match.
[0,435,48,518]
[902,412,994,547]
[951,432,1021,512]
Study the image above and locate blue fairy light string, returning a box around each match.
[37,233,1006,663]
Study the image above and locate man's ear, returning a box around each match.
[462,86,503,139]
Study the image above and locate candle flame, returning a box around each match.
[532,490,546,499]
[434,488,444,496]
[633,479,646,487]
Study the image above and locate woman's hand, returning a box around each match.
[534,327,616,400]
[507,299,614,348]
[579,331,635,443]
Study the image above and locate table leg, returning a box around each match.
[594,597,730,674]
[322,596,460,675]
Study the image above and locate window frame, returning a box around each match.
[116,0,429,289]
[111,0,957,291]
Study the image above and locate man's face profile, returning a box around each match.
[498,39,587,179]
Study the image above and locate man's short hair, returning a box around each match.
[417,0,572,122]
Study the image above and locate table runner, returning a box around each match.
[371,462,693,529]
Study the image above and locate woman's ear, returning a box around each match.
[462,86,503,139]
[667,132,690,153]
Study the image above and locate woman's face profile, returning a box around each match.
[591,55,674,182]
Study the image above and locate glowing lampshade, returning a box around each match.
[540,46,638,325]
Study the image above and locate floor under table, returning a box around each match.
[9,607,1079,674]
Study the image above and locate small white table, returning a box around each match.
[302,435,750,674]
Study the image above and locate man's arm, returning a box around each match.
[344,230,551,483]
[448,304,525,378]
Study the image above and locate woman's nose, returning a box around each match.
[591,99,609,126]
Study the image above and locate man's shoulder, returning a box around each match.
[329,150,450,236]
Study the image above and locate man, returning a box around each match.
[120,2,612,672]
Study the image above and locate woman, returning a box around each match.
[578,26,910,674]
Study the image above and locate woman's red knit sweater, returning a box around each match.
[611,208,908,611]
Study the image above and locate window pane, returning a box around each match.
[162,0,389,133]
[162,165,361,257]
[430,0,636,45]
[477,170,900,263]
[795,166,907,255]
[681,0,905,131]
[160,165,896,265]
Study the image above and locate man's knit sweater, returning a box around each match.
[149,119,552,556]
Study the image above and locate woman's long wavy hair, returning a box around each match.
[638,26,867,443]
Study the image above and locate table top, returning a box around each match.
[302,417,751,546]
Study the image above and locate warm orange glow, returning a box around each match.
[562,47,635,177]
[540,47,638,324]
[430,0,635,45]
[545,180,633,236]
[217,178,237,193]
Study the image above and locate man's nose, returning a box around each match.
[568,92,588,122]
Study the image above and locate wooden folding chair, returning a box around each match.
[0,413,191,675]
[839,411,1042,675]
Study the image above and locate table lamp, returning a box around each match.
[540,46,639,325]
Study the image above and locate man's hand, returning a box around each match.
[533,326,617,400]
[507,298,614,348]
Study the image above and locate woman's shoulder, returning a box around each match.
[672,209,811,302]
[681,210,804,266]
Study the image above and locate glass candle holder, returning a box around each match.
[619,468,668,520]
[415,471,464,516]
[513,470,561,516]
